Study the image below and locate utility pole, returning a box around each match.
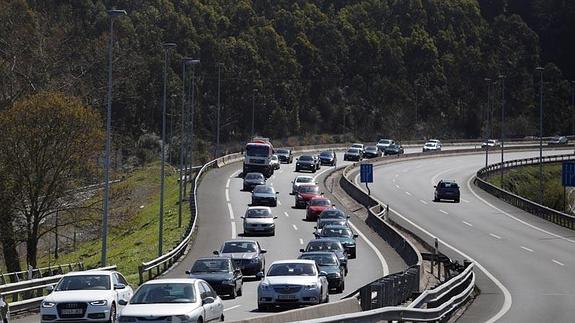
[216,63,223,157]
[499,74,505,185]
[484,78,491,168]
[536,66,544,205]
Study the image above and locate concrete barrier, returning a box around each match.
[228,298,362,323]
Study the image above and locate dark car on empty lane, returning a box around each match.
[434,179,460,203]
[187,257,243,299]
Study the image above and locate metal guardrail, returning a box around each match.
[475,153,575,230]
[0,262,84,285]
[0,265,117,313]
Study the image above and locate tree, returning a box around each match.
[0,91,104,267]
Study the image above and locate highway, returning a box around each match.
[352,148,575,322]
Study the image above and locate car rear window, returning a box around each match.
[440,182,459,188]
[299,155,313,161]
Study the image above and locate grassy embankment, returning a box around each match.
[487,163,571,212]
[36,162,192,284]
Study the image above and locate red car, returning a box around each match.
[306,197,332,221]
[294,184,322,208]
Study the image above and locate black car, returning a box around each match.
[434,179,460,203]
[243,172,265,191]
[315,225,358,259]
[186,257,243,298]
[276,148,293,163]
[363,146,381,158]
[319,151,337,166]
[384,143,404,155]
[343,148,362,161]
[315,218,349,236]
[215,240,267,277]
[548,136,569,145]
[318,208,349,221]
[296,155,318,172]
[301,239,348,275]
[1,294,8,323]
[298,251,345,293]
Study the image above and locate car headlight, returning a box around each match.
[174,314,193,322]
[223,279,235,285]
[328,272,341,278]
[250,258,260,264]
[296,194,303,200]
[42,301,56,308]
[305,283,319,290]
[259,282,271,290]
[89,300,108,306]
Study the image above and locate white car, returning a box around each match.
[242,206,277,235]
[292,175,315,194]
[118,278,224,323]
[422,142,441,152]
[270,154,280,170]
[376,139,395,151]
[481,139,500,148]
[350,143,364,153]
[40,270,133,323]
[428,138,442,147]
[257,259,329,311]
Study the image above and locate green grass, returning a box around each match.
[488,163,569,212]
[36,162,192,284]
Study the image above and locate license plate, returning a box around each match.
[277,295,296,300]
[61,309,83,315]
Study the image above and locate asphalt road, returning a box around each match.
[352,148,575,322]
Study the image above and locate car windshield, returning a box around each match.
[299,186,319,193]
[378,139,391,144]
[320,209,345,218]
[246,208,272,218]
[296,177,313,183]
[253,186,273,193]
[267,263,317,276]
[245,173,263,180]
[276,149,289,154]
[56,275,111,291]
[347,148,359,154]
[320,151,333,157]
[319,219,345,228]
[440,182,459,188]
[425,143,435,147]
[322,227,352,237]
[307,241,343,252]
[130,283,196,304]
[310,199,330,206]
[222,241,257,253]
[299,155,313,161]
[271,155,278,161]
[366,146,377,151]
[300,254,338,266]
[191,259,230,273]
[351,144,362,149]
[246,144,270,157]
[388,144,398,149]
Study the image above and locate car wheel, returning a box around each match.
[220,314,225,322]
[271,229,275,236]
[295,167,300,172]
[351,250,356,259]
[312,168,316,173]
[340,279,345,293]
[108,303,117,323]
[230,286,237,299]
[325,291,330,303]
[197,317,203,323]
[455,198,460,203]
[258,304,269,312]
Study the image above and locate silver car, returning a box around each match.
[118,278,224,323]
[270,154,280,170]
[251,185,279,207]
[292,175,314,194]
[257,259,329,311]
[242,206,277,236]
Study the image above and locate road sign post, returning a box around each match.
[360,163,374,195]
[562,161,575,212]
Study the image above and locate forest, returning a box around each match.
[1,0,574,151]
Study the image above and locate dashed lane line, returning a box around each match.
[489,233,502,240]
[552,259,565,266]
[405,191,412,196]
[292,224,298,231]
[439,210,448,215]
[462,221,473,227]
[419,200,428,205]
[299,238,304,245]
[277,200,282,206]
[284,212,289,217]
[224,305,241,312]
[520,246,534,253]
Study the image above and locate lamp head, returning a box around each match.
[108,10,127,17]
[162,42,177,50]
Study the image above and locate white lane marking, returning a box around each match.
[226,179,230,189]
[227,203,235,220]
[461,199,470,203]
[405,191,412,196]
[272,175,276,180]
[231,222,236,239]
[419,200,428,205]
[292,224,298,231]
[395,185,400,189]
[299,238,304,245]
[283,211,290,217]
[520,246,534,253]
[462,221,473,227]
[225,189,230,202]
[278,169,283,174]
[224,305,241,312]
[277,199,282,206]
[489,233,502,240]
[439,210,448,215]
[385,205,512,322]
[347,221,389,276]
[231,170,241,178]
[467,176,575,245]
[395,174,399,178]
[552,259,565,266]
[392,178,396,183]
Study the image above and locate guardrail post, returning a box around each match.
[138,265,144,285]
[360,285,371,310]
[376,281,384,308]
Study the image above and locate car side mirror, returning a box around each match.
[213,250,220,255]
[114,283,126,290]
[353,234,359,239]
[46,285,54,292]
[314,226,317,229]
[185,270,191,275]
[202,297,215,305]
[299,248,305,252]
[260,249,267,254]
[118,299,128,306]
[274,216,278,219]
[319,271,328,277]
[276,192,280,194]
[434,185,437,188]
[235,268,242,273]
[347,215,351,218]
[241,216,245,219]
[256,272,265,279]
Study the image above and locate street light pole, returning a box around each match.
[536,66,544,205]
[101,9,126,267]
[499,75,505,185]
[188,60,200,187]
[216,63,223,157]
[484,78,491,168]
[571,80,575,136]
[159,42,177,257]
[251,88,258,138]
[415,81,420,125]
